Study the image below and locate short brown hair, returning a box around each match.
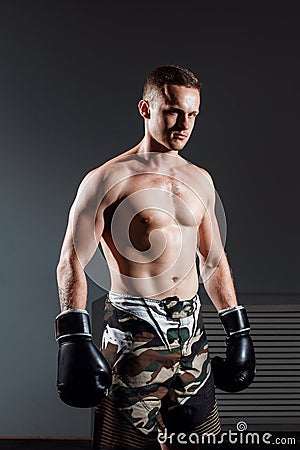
[143,65,201,103]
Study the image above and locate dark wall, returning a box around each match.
[1,0,299,437]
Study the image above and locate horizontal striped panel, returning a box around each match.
[202,304,300,429]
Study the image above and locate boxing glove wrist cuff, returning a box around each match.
[218,305,250,336]
[55,309,92,341]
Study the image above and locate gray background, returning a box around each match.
[0,0,299,438]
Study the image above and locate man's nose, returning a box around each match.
[178,114,189,129]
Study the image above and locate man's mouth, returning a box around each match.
[173,133,188,140]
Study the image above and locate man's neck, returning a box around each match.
[135,138,180,157]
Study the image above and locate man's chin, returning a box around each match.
[157,137,188,152]
[168,142,186,152]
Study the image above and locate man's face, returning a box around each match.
[147,84,200,151]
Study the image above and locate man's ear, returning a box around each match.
[138,99,151,119]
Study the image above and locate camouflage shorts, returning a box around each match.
[100,291,217,436]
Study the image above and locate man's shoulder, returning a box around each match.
[81,151,133,182]
[76,151,137,201]
[183,158,214,187]
[195,165,214,186]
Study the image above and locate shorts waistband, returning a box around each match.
[108,291,200,320]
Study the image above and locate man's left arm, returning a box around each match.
[197,171,255,392]
[197,170,237,311]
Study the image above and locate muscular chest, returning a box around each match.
[116,175,206,229]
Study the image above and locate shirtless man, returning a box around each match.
[55,65,255,449]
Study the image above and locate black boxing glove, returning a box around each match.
[55,309,112,407]
[211,305,255,392]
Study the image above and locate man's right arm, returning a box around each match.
[55,167,113,408]
[56,168,105,311]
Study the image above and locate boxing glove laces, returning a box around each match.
[55,309,112,407]
[211,305,256,392]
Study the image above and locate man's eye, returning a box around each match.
[168,110,178,115]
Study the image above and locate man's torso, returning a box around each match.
[95,152,212,300]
